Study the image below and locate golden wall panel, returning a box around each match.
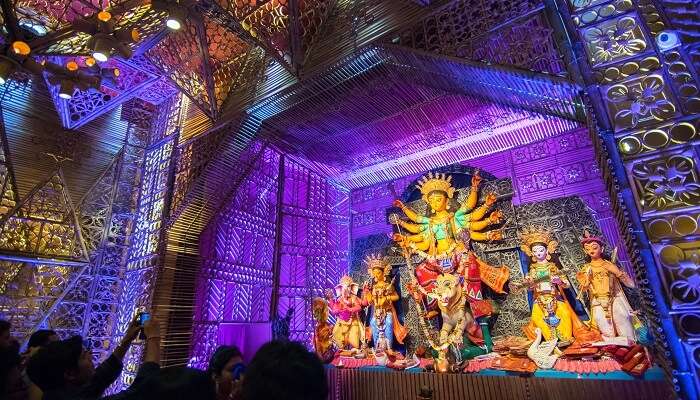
[603,73,678,130]
[646,211,700,241]
[581,15,649,67]
[593,55,661,85]
[653,240,700,310]
[616,117,700,158]
[627,149,700,216]
[572,0,633,27]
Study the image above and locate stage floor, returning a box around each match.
[325,366,671,400]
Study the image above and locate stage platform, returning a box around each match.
[325,366,671,400]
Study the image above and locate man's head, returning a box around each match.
[241,340,327,400]
[137,367,215,400]
[26,336,95,392]
[208,345,244,400]
[0,320,11,349]
[27,329,59,349]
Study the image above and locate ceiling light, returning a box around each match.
[166,16,182,30]
[91,35,112,62]
[166,6,186,31]
[85,57,96,67]
[97,11,112,22]
[58,80,76,99]
[66,60,80,71]
[12,41,31,56]
[151,0,186,31]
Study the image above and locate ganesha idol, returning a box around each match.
[393,171,509,347]
[325,275,364,351]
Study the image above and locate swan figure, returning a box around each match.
[527,328,560,369]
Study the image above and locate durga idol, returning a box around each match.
[391,171,509,350]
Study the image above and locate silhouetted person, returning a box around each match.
[0,319,13,349]
[240,340,327,400]
[0,345,26,400]
[24,329,59,400]
[208,345,245,400]
[27,329,59,350]
[26,317,144,400]
[116,366,216,400]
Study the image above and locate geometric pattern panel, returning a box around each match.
[564,0,700,397]
[43,57,158,130]
[0,261,88,341]
[191,141,280,364]
[278,158,350,346]
[146,19,214,117]
[626,149,700,217]
[0,170,88,262]
[653,240,700,311]
[396,1,566,76]
[0,116,18,219]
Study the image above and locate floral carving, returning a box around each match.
[583,16,647,66]
[630,153,700,215]
[605,75,677,130]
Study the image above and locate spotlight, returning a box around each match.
[166,13,183,31]
[11,41,31,56]
[115,28,140,44]
[97,11,112,22]
[151,0,186,31]
[91,35,112,62]
[66,60,80,71]
[58,80,76,99]
[84,57,96,67]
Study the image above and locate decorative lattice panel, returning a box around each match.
[0,170,88,262]
[278,158,350,345]
[190,141,280,368]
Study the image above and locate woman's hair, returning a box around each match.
[27,329,57,349]
[207,345,242,377]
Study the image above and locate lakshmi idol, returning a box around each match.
[361,255,407,352]
[514,227,600,344]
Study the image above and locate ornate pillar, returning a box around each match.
[548,0,700,397]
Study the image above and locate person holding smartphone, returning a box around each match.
[27,312,161,400]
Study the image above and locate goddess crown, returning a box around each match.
[365,253,391,276]
[416,172,455,202]
[519,226,558,257]
[580,229,604,246]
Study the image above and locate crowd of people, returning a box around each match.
[0,317,328,400]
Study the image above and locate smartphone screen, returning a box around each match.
[139,312,151,326]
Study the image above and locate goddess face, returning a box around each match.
[531,244,548,262]
[583,241,604,259]
[427,191,448,212]
[370,267,385,282]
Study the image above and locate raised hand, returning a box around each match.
[471,169,482,187]
[489,209,503,223]
[123,315,142,343]
[142,316,161,340]
[485,192,497,206]
[324,288,335,300]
